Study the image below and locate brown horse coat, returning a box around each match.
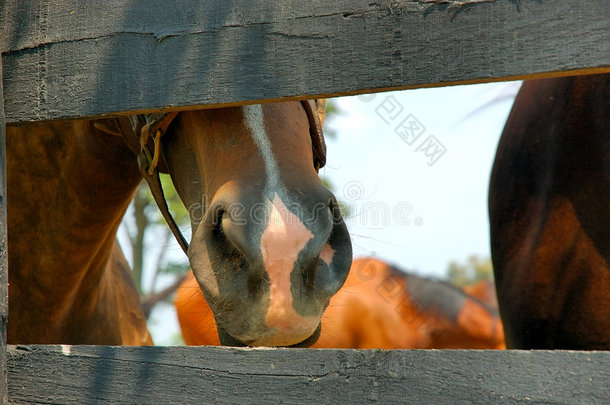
[7,120,152,344]
[489,74,610,349]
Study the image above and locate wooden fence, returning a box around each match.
[1,0,609,403]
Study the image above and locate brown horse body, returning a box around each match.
[463,280,499,312]
[7,120,151,344]
[489,74,610,349]
[176,257,505,349]
[313,258,505,349]
[7,102,351,346]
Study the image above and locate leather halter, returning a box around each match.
[96,101,327,256]
[301,99,327,171]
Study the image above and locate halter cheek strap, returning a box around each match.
[96,112,191,256]
[137,137,190,256]
[137,113,191,255]
[301,99,327,171]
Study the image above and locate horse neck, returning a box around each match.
[7,119,141,321]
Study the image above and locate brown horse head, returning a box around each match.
[161,101,351,346]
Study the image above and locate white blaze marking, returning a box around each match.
[243,105,320,345]
[61,345,71,356]
[243,104,284,194]
[260,195,318,345]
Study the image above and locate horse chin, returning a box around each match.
[216,326,247,347]
[287,324,322,348]
[217,323,322,348]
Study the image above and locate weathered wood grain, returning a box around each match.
[0,55,8,404]
[7,345,610,404]
[2,0,609,123]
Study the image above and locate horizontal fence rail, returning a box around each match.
[7,345,610,404]
[1,0,609,123]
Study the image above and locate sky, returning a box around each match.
[121,80,523,345]
[323,81,522,279]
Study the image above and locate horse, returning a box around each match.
[6,100,352,346]
[463,279,499,311]
[175,257,505,349]
[489,73,609,349]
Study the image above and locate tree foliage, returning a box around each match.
[323,99,340,139]
[123,174,190,318]
[445,254,494,287]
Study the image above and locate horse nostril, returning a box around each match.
[210,206,225,236]
[208,202,260,278]
[301,260,317,289]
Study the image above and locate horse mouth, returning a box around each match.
[217,323,322,348]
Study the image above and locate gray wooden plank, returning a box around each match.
[2,0,609,123]
[7,345,610,404]
[0,55,8,405]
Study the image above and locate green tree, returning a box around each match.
[446,254,494,287]
[123,175,190,318]
[323,99,340,138]
[320,99,352,218]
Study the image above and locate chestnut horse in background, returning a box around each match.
[489,74,609,349]
[176,257,505,349]
[7,100,351,346]
[463,279,499,312]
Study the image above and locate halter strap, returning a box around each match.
[301,100,327,171]
[96,112,190,255]
[136,138,190,256]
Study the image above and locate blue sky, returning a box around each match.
[323,81,521,278]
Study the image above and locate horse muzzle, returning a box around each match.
[187,188,352,347]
